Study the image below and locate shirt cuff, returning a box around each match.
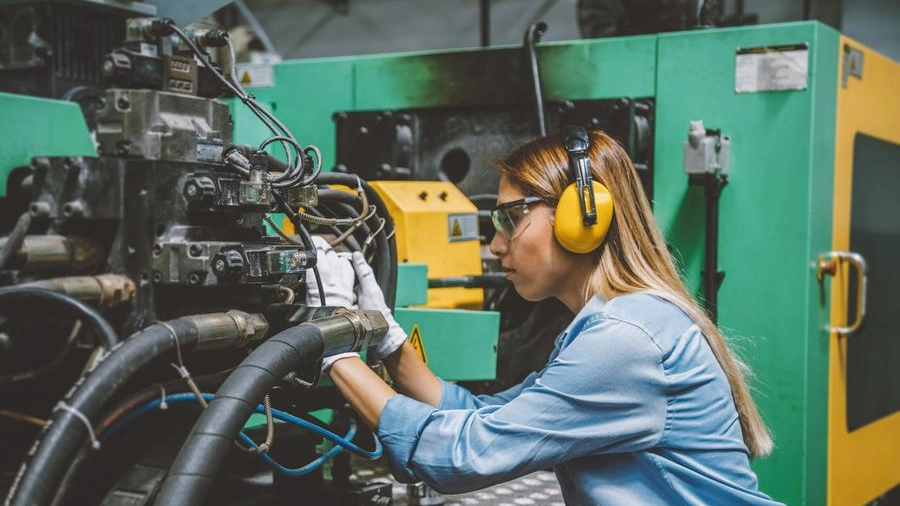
[438,379,478,410]
[377,394,437,483]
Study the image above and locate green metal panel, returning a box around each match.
[394,307,499,381]
[352,37,656,111]
[237,59,356,170]
[0,92,96,197]
[654,22,839,505]
[396,263,429,307]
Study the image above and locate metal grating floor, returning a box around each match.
[351,458,565,506]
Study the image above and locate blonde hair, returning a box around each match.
[496,130,773,458]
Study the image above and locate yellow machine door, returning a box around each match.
[826,37,900,506]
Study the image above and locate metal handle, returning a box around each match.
[816,250,868,335]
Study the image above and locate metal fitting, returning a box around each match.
[186,311,270,352]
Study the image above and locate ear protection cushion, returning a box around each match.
[554,180,614,253]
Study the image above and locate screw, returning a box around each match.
[152,271,162,283]
[214,259,226,272]
[187,273,201,285]
[185,182,198,197]
[189,244,202,256]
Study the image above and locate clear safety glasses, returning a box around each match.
[490,197,543,237]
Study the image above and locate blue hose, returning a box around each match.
[102,392,381,476]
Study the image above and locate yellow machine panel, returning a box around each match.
[370,181,483,309]
[827,36,900,506]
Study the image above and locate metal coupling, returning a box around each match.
[20,274,135,309]
[319,308,389,356]
[185,311,270,352]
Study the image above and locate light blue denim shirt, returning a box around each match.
[377,293,783,505]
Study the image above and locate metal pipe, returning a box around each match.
[19,274,135,309]
[480,0,491,47]
[0,235,104,273]
[524,22,548,137]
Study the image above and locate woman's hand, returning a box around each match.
[304,236,355,308]
[350,251,408,360]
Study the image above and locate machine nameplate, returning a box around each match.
[735,43,809,93]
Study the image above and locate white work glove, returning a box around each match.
[350,251,408,360]
[321,351,360,373]
[305,236,355,308]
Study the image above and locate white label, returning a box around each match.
[735,44,808,93]
[139,42,158,57]
[196,140,223,163]
[447,213,478,242]
[235,64,275,88]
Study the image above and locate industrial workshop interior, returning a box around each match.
[0,0,898,505]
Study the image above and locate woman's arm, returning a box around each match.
[380,341,442,406]
[328,341,442,429]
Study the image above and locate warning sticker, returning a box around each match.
[447,213,478,242]
[236,64,274,88]
[408,324,427,364]
[735,43,808,93]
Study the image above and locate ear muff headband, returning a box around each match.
[555,126,614,253]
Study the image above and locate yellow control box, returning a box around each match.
[370,181,483,309]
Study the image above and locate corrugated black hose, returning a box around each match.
[4,312,266,506]
[153,310,388,506]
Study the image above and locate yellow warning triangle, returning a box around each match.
[451,219,462,237]
[408,324,427,364]
[240,70,252,85]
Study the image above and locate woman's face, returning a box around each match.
[489,175,593,311]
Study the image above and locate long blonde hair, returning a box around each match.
[496,130,773,458]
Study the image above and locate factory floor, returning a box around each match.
[352,457,565,506]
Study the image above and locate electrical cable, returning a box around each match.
[0,320,82,384]
[0,287,117,351]
[0,408,45,428]
[272,191,326,305]
[165,20,312,184]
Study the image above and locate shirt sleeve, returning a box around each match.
[376,316,668,494]
[437,369,542,410]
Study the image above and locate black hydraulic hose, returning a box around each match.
[318,189,364,211]
[0,286,117,350]
[154,310,387,506]
[524,22,548,137]
[4,311,266,506]
[0,212,32,271]
[316,173,397,311]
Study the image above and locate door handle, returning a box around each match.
[816,251,868,335]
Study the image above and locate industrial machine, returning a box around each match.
[1,1,898,505]
[232,18,900,506]
[0,1,420,505]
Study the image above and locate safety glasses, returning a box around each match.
[490,197,543,237]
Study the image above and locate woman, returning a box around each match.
[313,128,782,505]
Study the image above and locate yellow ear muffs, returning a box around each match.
[554,180,614,253]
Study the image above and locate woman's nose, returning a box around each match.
[489,231,507,256]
